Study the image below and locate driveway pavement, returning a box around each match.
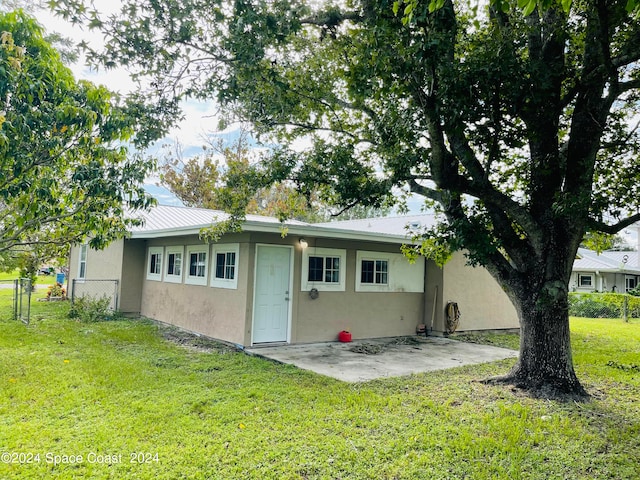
[246,336,518,382]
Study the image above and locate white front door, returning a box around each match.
[253,245,292,344]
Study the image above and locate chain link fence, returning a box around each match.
[71,279,119,311]
[569,292,640,321]
[1,278,33,324]
[17,278,32,325]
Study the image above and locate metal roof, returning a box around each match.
[129,205,308,237]
[314,214,438,236]
[574,248,640,274]
[127,205,426,244]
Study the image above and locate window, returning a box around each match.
[626,276,637,292]
[356,251,393,292]
[147,247,163,281]
[578,274,593,288]
[78,244,88,280]
[301,248,346,291]
[308,256,340,283]
[360,259,388,285]
[211,244,239,289]
[356,251,424,293]
[164,246,183,283]
[186,245,208,286]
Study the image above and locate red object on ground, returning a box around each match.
[338,330,352,343]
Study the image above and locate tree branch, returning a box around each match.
[588,214,640,235]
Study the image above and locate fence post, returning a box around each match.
[13,279,18,321]
[623,294,629,323]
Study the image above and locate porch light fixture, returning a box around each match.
[299,238,308,249]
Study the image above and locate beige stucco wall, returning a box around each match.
[283,236,424,343]
[72,230,519,344]
[441,251,519,331]
[69,240,124,282]
[139,235,250,346]
[68,241,126,309]
[425,259,445,332]
[292,247,424,343]
[136,233,426,345]
[120,240,145,313]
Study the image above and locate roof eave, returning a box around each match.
[129,220,416,244]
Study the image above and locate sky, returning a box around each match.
[31,3,234,206]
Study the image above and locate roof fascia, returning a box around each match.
[130,221,414,245]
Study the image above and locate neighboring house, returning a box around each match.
[68,205,519,347]
[572,248,640,293]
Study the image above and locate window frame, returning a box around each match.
[146,246,164,282]
[578,273,594,288]
[211,244,239,289]
[164,246,184,284]
[625,275,637,292]
[301,247,346,292]
[77,244,88,280]
[185,245,209,286]
[356,251,391,292]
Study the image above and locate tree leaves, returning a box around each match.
[0,10,156,253]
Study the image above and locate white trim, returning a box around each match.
[77,244,88,280]
[185,245,209,286]
[252,244,293,345]
[301,247,346,292]
[211,243,239,289]
[578,273,594,289]
[625,275,637,292]
[146,247,164,282]
[354,250,424,293]
[164,246,184,284]
[356,251,390,292]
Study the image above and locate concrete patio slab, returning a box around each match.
[246,336,518,382]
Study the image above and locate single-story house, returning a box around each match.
[68,205,519,347]
[572,248,640,293]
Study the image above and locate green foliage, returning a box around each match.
[0,10,166,255]
[68,295,117,322]
[569,292,640,319]
[581,232,631,253]
[159,132,328,224]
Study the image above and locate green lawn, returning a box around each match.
[0,297,638,479]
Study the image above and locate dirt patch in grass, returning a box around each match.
[159,324,238,354]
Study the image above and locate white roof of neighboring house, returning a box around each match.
[315,214,437,236]
[128,205,432,244]
[574,248,640,274]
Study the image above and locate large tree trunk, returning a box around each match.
[486,279,589,400]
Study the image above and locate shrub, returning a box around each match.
[569,292,640,319]
[69,295,119,323]
[46,282,67,299]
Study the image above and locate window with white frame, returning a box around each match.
[625,276,637,292]
[78,244,88,280]
[361,259,388,285]
[578,274,594,288]
[301,247,346,291]
[356,251,391,292]
[211,244,239,289]
[164,246,184,283]
[186,245,208,286]
[147,247,163,281]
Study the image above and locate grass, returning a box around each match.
[0,296,638,479]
